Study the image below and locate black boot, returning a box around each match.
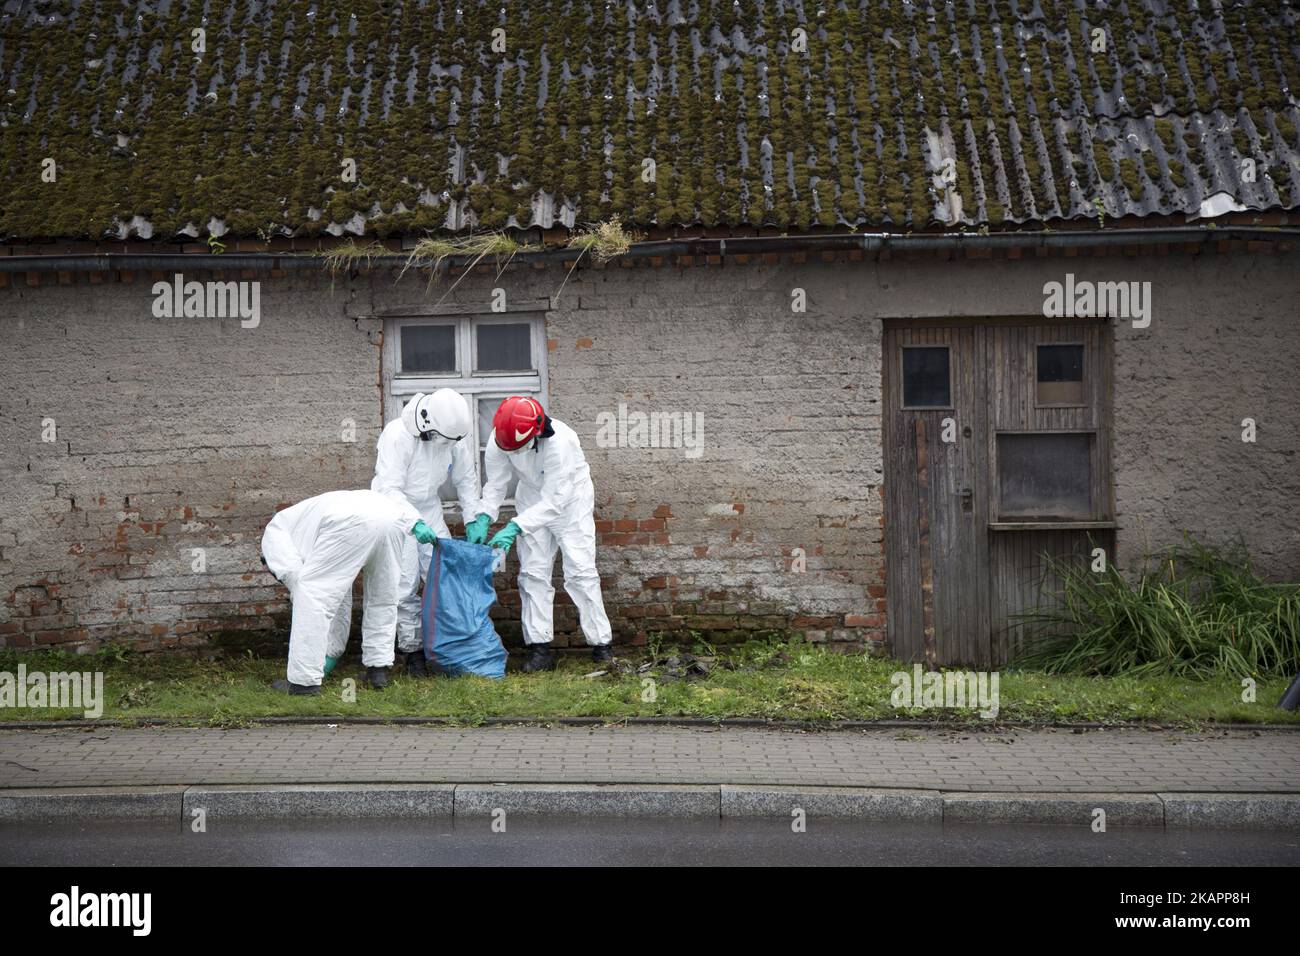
[591,644,614,664]
[271,678,321,696]
[405,649,431,678]
[521,644,557,673]
[364,666,390,689]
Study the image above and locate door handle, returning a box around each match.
[959,487,973,512]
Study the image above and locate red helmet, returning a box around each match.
[492,396,547,451]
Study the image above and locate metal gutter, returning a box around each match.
[0,226,1296,274]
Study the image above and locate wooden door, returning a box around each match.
[883,318,1112,666]
[882,324,990,666]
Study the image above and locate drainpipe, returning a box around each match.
[0,226,1296,274]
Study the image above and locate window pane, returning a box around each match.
[902,347,950,407]
[478,395,520,500]
[401,324,456,373]
[477,395,504,447]
[1037,344,1084,405]
[998,433,1091,519]
[476,323,533,372]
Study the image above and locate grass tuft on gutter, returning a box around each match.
[403,231,535,274]
[315,240,391,275]
[1,641,1296,728]
[567,215,642,262]
[399,230,539,299]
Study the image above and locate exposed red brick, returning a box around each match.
[844,614,883,628]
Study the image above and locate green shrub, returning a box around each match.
[1015,538,1300,678]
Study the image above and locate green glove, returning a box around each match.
[488,520,521,553]
[411,520,439,545]
[465,514,491,545]
[323,655,339,677]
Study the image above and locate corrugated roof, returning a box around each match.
[1,0,1297,241]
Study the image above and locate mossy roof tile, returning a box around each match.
[0,0,1296,241]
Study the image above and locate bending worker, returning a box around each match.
[261,489,440,694]
[470,396,613,672]
[372,389,481,676]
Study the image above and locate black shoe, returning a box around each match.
[404,649,431,678]
[271,679,321,696]
[364,666,390,689]
[521,645,557,673]
[591,644,614,664]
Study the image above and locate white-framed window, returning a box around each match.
[382,312,548,504]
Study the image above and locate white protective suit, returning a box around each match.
[261,490,421,686]
[371,404,481,651]
[478,418,612,647]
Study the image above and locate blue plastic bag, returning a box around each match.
[421,539,508,679]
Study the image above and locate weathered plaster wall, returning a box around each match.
[0,274,386,652]
[1106,255,1300,578]
[1,247,1296,658]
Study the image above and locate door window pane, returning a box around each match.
[998,433,1092,519]
[902,346,951,407]
[476,323,533,372]
[1037,344,1084,405]
[401,324,457,373]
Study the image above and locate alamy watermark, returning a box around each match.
[1,663,104,718]
[151,273,260,328]
[50,886,151,936]
[890,663,999,719]
[594,403,704,458]
[1042,273,1151,328]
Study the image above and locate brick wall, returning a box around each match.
[0,273,387,653]
[2,247,1297,658]
[0,260,888,656]
[537,262,885,649]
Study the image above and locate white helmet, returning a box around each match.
[401,389,471,441]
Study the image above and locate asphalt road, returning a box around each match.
[3,818,1298,866]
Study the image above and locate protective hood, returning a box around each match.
[400,393,427,438]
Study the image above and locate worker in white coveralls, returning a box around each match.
[469,396,613,672]
[371,389,481,676]
[260,489,439,694]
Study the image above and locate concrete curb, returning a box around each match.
[0,786,186,820]
[1160,792,1300,829]
[454,784,720,817]
[3,785,1299,829]
[721,785,942,821]
[183,784,456,819]
[943,792,1166,827]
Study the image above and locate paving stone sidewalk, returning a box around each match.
[1,725,1297,793]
